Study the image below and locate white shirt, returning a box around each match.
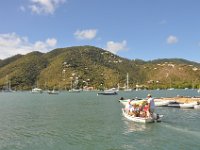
[125,103,132,112]
[147,97,155,110]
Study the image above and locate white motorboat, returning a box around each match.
[122,108,162,123]
[119,98,174,107]
[168,102,197,108]
[2,75,12,92]
[154,99,176,107]
[31,88,43,93]
[119,99,144,106]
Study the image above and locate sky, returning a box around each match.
[0,0,200,63]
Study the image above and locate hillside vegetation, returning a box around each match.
[0,46,200,90]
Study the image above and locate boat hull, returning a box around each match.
[154,99,176,107]
[168,102,197,108]
[119,99,146,106]
[119,99,174,107]
[122,109,156,123]
[194,105,200,109]
[97,92,117,95]
[31,88,43,93]
[48,91,59,94]
[180,102,197,108]
[69,89,81,93]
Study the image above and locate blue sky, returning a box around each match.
[0,0,200,62]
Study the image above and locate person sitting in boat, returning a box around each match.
[147,94,155,117]
[139,100,148,118]
[130,103,140,117]
[142,103,149,118]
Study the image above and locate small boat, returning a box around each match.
[31,88,43,93]
[155,101,170,107]
[124,89,132,92]
[119,99,131,106]
[154,99,176,107]
[119,98,175,107]
[119,99,144,106]
[97,91,117,95]
[69,89,81,93]
[168,102,197,108]
[2,75,12,92]
[122,108,162,123]
[48,89,59,95]
[97,88,118,95]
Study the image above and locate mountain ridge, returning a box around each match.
[0,46,200,90]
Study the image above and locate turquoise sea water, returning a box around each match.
[0,90,200,150]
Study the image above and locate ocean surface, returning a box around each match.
[0,89,200,150]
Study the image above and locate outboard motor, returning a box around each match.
[152,113,161,122]
[152,113,157,120]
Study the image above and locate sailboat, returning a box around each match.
[197,87,200,93]
[69,76,81,93]
[48,87,59,94]
[124,73,132,91]
[31,81,43,93]
[2,75,12,92]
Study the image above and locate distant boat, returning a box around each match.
[97,88,118,95]
[168,88,175,90]
[69,89,81,93]
[69,76,81,93]
[31,88,43,93]
[197,89,200,93]
[168,102,197,108]
[2,75,12,92]
[154,99,176,107]
[48,88,59,94]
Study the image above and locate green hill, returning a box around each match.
[0,46,200,90]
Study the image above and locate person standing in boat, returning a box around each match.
[147,94,155,116]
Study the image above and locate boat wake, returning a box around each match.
[122,119,147,134]
[162,123,200,138]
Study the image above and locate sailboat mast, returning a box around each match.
[126,73,129,89]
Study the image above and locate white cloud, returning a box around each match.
[28,0,66,15]
[105,40,127,54]
[167,35,178,44]
[0,33,57,59]
[46,38,57,47]
[74,29,97,40]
